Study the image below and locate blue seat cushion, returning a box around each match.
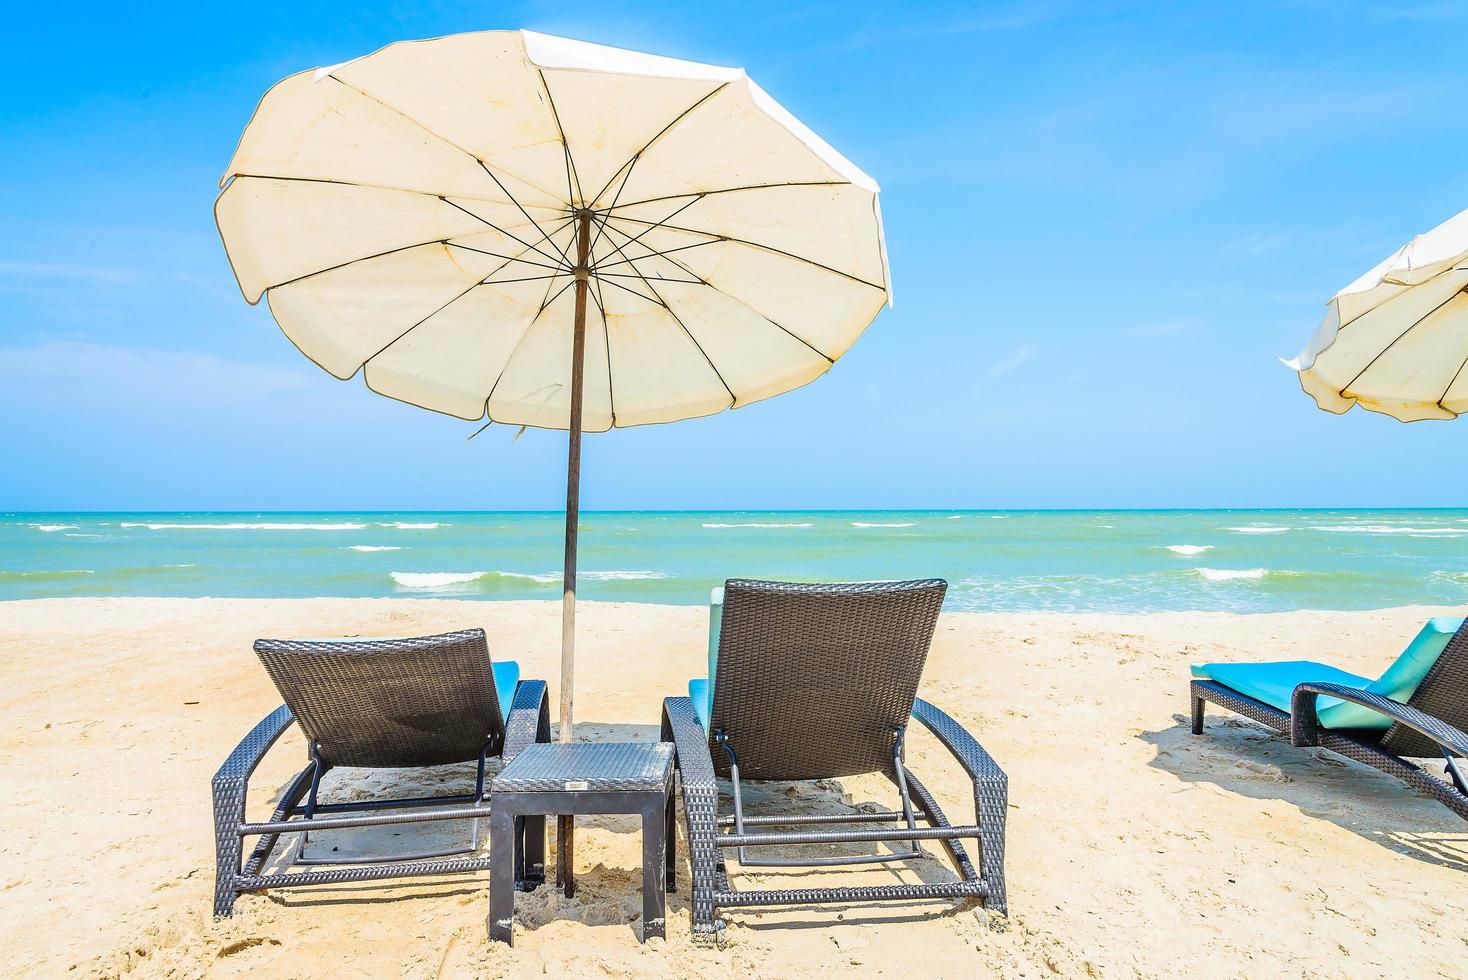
[493,660,520,725]
[1192,616,1461,730]
[1191,661,1378,728]
[688,678,711,731]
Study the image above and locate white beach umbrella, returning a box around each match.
[1286,206,1468,421]
[214,29,891,738]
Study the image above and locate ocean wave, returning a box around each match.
[1196,567,1269,582]
[702,522,813,528]
[379,522,443,529]
[1227,526,1289,534]
[1164,545,1214,556]
[120,521,367,531]
[581,570,668,581]
[0,569,94,581]
[1309,524,1468,537]
[347,545,402,552]
[851,522,916,528]
[64,532,102,538]
[390,570,559,589]
[29,523,77,532]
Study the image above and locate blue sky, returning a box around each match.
[4,1,1467,510]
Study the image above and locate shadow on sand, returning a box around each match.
[1141,712,1468,872]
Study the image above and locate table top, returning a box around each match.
[492,741,674,794]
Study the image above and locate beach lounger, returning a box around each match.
[661,579,1007,938]
[1190,616,1468,821]
[211,629,549,917]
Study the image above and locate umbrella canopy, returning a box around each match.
[215,30,891,738]
[1287,206,1468,422]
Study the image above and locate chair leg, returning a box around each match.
[1191,694,1206,735]
[211,774,245,918]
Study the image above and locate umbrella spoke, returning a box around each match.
[441,198,570,271]
[224,172,562,215]
[448,243,566,273]
[595,275,664,307]
[586,83,729,210]
[599,220,835,364]
[597,180,850,214]
[325,74,567,223]
[594,271,703,285]
[606,213,885,291]
[590,238,723,273]
[535,67,584,207]
[1343,286,1468,397]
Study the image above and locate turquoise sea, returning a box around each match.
[2,510,1467,613]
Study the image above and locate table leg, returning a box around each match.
[557,814,575,898]
[664,791,677,894]
[523,814,545,890]
[642,803,667,942]
[488,806,517,945]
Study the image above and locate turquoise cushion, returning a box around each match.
[1191,661,1378,728]
[493,660,520,724]
[1366,616,1462,702]
[707,586,723,698]
[1192,616,1462,730]
[688,678,711,730]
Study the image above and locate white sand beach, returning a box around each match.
[1,598,1465,978]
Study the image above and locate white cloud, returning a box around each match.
[987,343,1037,378]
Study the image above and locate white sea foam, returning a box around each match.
[947,515,963,520]
[851,522,916,528]
[0,569,93,579]
[120,521,367,531]
[64,533,101,538]
[702,522,813,528]
[390,570,559,589]
[391,571,485,588]
[379,522,443,529]
[581,570,668,581]
[1165,545,1214,556]
[1309,524,1468,537]
[29,523,77,532]
[990,515,1008,519]
[1196,567,1268,582]
[347,545,402,552]
[1227,526,1289,534]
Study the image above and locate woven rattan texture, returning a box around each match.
[254,629,505,768]
[708,579,946,780]
[1384,617,1468,758]
[493,742,674,793]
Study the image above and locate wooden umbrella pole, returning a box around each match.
[559,208,593,743]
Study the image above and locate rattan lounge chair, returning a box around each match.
[212,628,550,917]
[661,579,1007,938]
[1190,616,1468,821]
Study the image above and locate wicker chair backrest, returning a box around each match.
[254,629,504,768]
[708,579,946,781]
[1385,616,1468,757]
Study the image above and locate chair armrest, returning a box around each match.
[1291,682,1468,756]
[503,679,550,762]
[213,704,295,790]
[662,696,717,783]
[911,698,1007,785]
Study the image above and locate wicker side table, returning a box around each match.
[488,741,676,944]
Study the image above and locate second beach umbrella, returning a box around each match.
[1286,206,1468,421]
[215,30,892,739]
